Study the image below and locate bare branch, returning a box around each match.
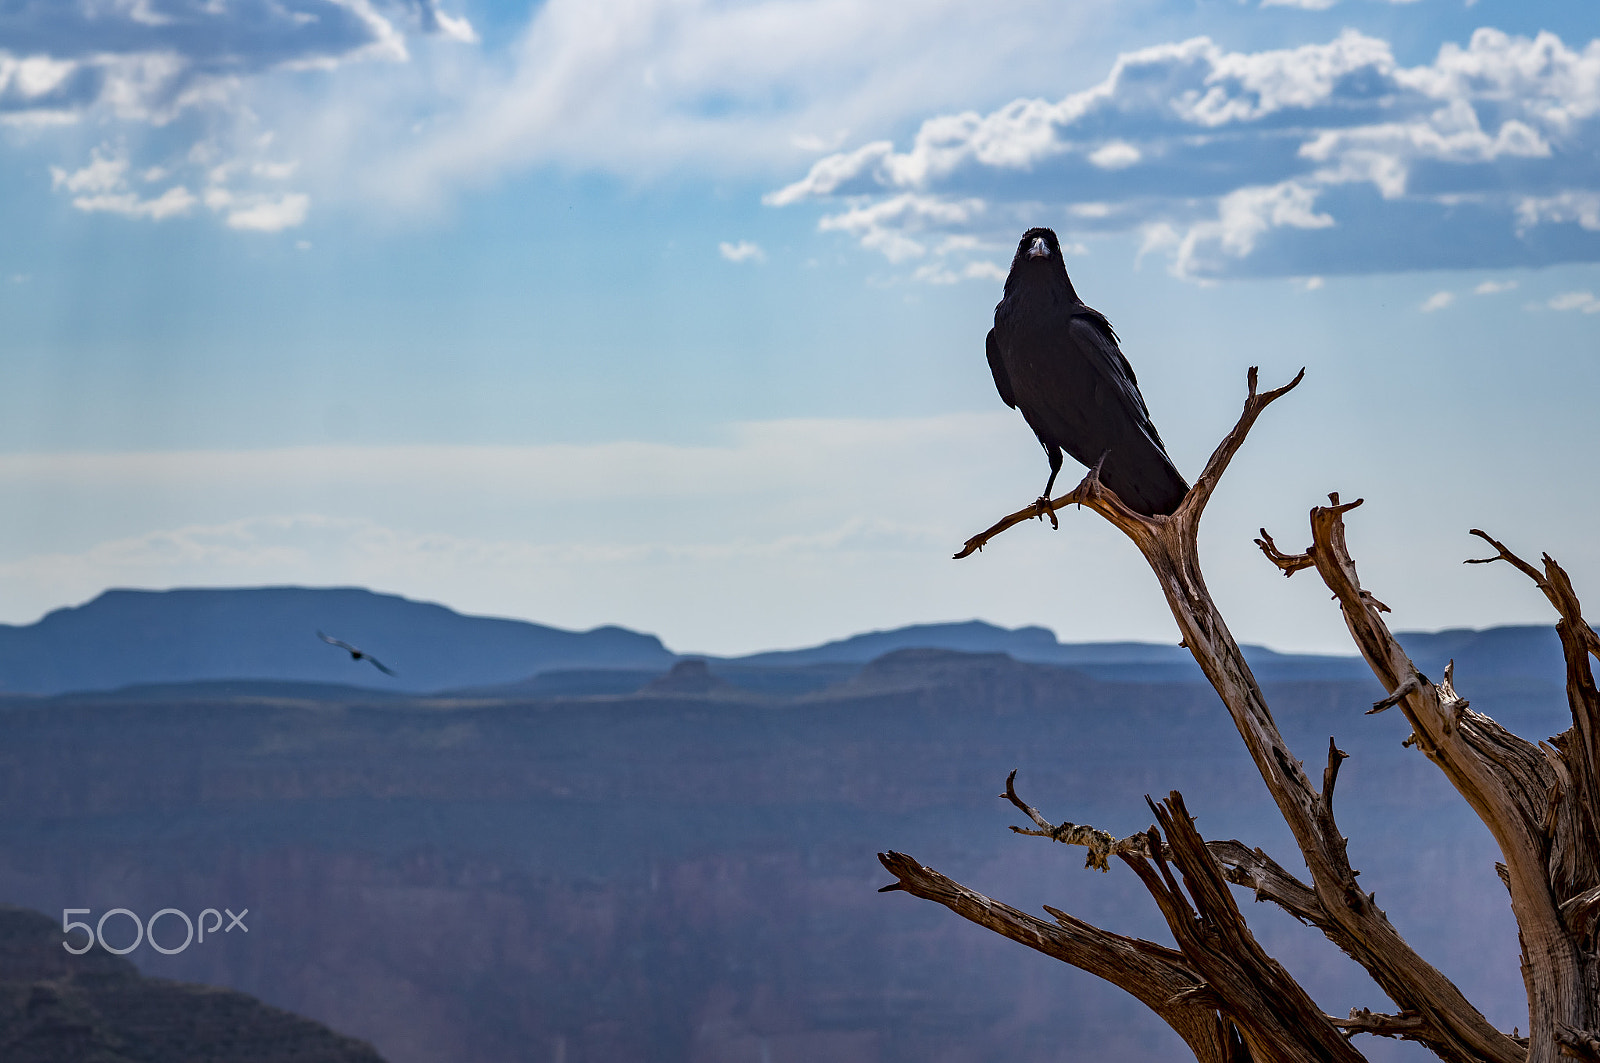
[1119,793,1366,1063]
[1559,884,1600,940]
[1308,504,1572,1062]
[955,366,1303,559]
[1002,770,1153,870]
[1332,1009,1431,1042]
[1179,366,1305,521]
[1004,772,1337,934]
[1322,739,1350,810]
[953,491,1079,559]
[938,371,1543,1063]
[875,850,1242,1063]
[1370,675,1421,715]
[952,457,1144,559]
[1555,1023,1600,1062]
[1466,529,1549,586]
[1255,527,1315,576]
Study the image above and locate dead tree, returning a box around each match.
[878,369,1600,1063]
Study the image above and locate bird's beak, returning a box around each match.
[1027,236,1050,259]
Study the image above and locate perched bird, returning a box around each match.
[315,631,397,677]
[986,227,1188,517]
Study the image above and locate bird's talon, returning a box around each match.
[1036,497,1059,529]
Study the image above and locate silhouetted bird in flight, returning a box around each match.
[316,631,397,677]
[986,227,1188,517]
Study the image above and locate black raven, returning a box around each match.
[316,631,397,677]
[986,227,1188,517]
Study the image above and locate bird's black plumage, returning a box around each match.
[316,631,397,677]
[986,227,1188,517]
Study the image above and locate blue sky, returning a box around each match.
[0,0,1596,655]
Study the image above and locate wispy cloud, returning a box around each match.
[16,0,1136,231]
[1548,291,1600,313]
[0,1,425,132]
[0,415,1145,651]
[50,148,196,219]
[718,240,766,263]
[10,0,475,229]
[1421,290,1455,312]
[1474,279,1518,294]
[769,27,1600,280]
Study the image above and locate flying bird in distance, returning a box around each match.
[986,227,1189,517]
[316,631,397,677]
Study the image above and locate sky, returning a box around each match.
[0,0,1596,656]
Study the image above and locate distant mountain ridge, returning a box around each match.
[0,587,672,695]
[0,585,1578,696]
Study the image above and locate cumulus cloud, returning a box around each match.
[218,192,311,232]
[9,0,474,229]
[50,148,197,219]
[1548,291,1600,313]
[0,1,419,124]
[769,27,1600,279]
[718,240,766,263]
[47,143,311,229]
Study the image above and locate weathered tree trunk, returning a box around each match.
[880,369,1600,1063]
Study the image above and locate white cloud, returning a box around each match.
[223,192,311,231]
[1421,290,1455,312]
[1170,181,1334,280]
[770,27,1600,279]
[816,193,986,263]
[1548,291,1600,313]
[1516,192,1600,234]
[1260,0,1338,8]
[50,148,198,219]
[370,0,1125,212]
[12,2,1600,282]
[1088,141,1140,170]
[912,259,1006,284]
[1474,279,1517,294]
[718,240,766,263]
[0,415,1145,652]
[12,0,474,228]
[0,2,423,125]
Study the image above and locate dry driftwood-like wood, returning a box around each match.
[1121,792,1368,1063]
[875,366,1600,1063]
[1260,504,1600,1063]
[875,850,1249,1063]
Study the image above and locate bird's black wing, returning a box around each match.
[998,309,1188,515]
[1067,313,1176,459]
[985,328,1016,409]
[317,631,358,653]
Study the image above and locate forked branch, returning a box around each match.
[1004,771,1326,932]
[1120,793,1366,1063]
[954,366,1305,559]
[1275,502,1573,1062]
[874,850,1243,1063]
[908,369,1538,1063]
